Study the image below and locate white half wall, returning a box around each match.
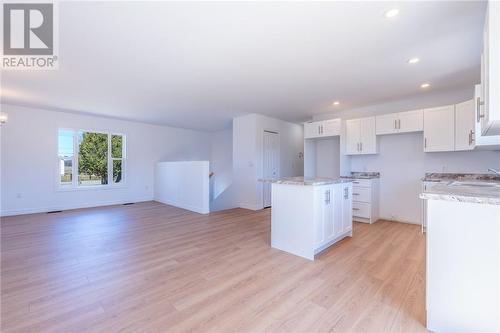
[0,104,212,216]
[154,161,210,214]
[233,113,304,210]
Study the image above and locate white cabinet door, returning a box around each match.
[455,100,475,151]
[398,109,424,133]
[324,186,335,241]
[474,85,500,147]
[304,122,320,139]
[480,2,500,136]
[359,117,377,154]
[322,119,341,137]
[345,119,360,154]
[342,184,353,233]
[333,185,343,237]
[315,186,332,246]
[376,113,397,135]
[424,105,455,152]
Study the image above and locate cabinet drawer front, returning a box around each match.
[353,202,371,218]
[352,187,371,203]
[351,179,372,188]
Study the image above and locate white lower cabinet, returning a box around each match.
[314,182,353,253]
[351,178,379,224]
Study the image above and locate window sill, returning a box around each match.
[56,184,128,192]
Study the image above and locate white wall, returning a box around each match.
[312,88,500,224]
[233,113,304,210]
[0,104,212,216]
[209,128,237,211]
[155,161,210,214]
[351,133,500,224]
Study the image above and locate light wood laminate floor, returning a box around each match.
[1,201,427,332]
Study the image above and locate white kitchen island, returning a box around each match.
[260,177,353,260]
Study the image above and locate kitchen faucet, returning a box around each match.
[488,168,500,175]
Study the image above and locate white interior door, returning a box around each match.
[263,131,279,208]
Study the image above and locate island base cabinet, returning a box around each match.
[426,199,500,333]
[271,182,353,261]
[314,183,353,256]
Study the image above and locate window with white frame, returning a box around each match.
[58,129,125,188]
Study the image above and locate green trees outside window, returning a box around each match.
[58,129,125,187]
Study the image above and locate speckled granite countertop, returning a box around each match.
[422,172,500,182]
[420,174,500,205]
[258,177,353,186]
[341,172,380,180]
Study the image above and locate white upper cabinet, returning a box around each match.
[375,113,397,135]
[398,110,424,133]
[304,119,340,139]
[346,117,377,155]
[359,117,377,154]
[376,110,423,135]
[455,100,475,151]
[480,2,500,136]
[474,85,500,148]
[424,105,455,152]
[346,119,361,154]
[321,119,341,137]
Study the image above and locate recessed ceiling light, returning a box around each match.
[333,101,340,106]
[408,58,420,64]
[421,83,430,88]
[385,9,399,18]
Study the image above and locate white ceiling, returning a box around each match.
[1,1,487,131]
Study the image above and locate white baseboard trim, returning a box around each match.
[238,202,263,211]
[154,198,209,214]
[0,197,153,217]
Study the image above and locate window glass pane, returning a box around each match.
[58,129,73,184]
[113,160,122,183]
[112,135,123,158]
[78,132,108,185]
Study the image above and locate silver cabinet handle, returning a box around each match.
[353,208,360,211]
[424,137,427,148]
[394,119,397,130]
[353,181,359,184]
[398,119,401,129]
[344,187,349,199]
[469,130,475,145]
[318,126,321,134]
[360,142,363,152]
[353,193,359,196]
[477,97,485,121]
